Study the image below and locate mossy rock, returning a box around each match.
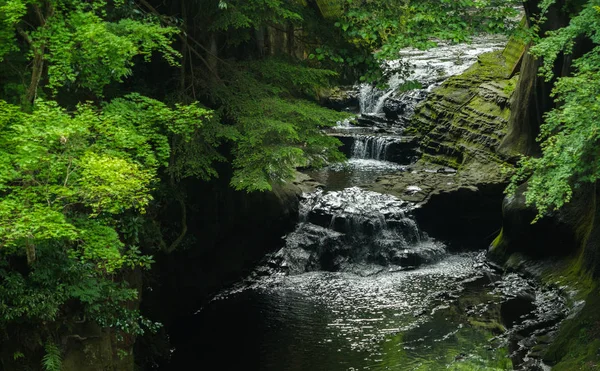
[468,319,506,335]
[544,288,600,370]
[407,38,524,180]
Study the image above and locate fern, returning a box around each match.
[203,58,349,191]
[42,341,62,371]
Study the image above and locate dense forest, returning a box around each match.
[1,0,599,370]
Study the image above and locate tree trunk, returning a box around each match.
[25,48,45,104]
[208,33,218,75]
[498,0,572,158]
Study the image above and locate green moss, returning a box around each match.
[528,254,600,369]
[460,51,510,80]
[421,153,462,169]
[541,256,595,299]
[491,229,504,250]
[544,288,600,370]
[502,77,518,96]
[468,319,506,334]
[466,96,510,120]
[502,31,527,70]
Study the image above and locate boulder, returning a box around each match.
[383,98,406,120]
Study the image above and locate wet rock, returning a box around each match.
[272,187,448,272]
[305,187,411,232]
[332,134,419,164]
[405,46,521,172]
[501,292,536,328]
[383,98,406,120]
[319,86,360,112]
[363,162,506,249]
[489,182,595,262]
[356,113,394,128]
[281,223,347,273]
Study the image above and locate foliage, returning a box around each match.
[312,0,521,82]
[0,95,223,358]
[41,341,61,371]
[211,0,303,36]
[508,0,600,220]
[206,0,520,84]
[0,0,528,366]
[204,58,348,191]
[0,0,180,98]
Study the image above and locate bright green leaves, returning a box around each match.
[0,94,220,250]
[0,95,220,338]
[0,199,77,252]
[40,9,180,95]
[78,153,154,216]
[0,0,27,60]
[508,0,600,220]
[72,219,153,274]
[2,0,180,97]
[101,93,231,182]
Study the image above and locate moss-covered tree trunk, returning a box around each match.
[498,0,572,158]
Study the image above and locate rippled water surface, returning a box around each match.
[171,253,517,371]
[306,159,406,191]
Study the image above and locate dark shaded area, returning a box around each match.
[583,183,600,277]
[136,169,301,368]
[414,182,507,250]
[490,182,596,262]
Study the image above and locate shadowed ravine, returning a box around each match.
[167,36,569,371]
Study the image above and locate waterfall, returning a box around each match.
[351,136,396,161]
[359,74,403,115]
[280,187,446,273]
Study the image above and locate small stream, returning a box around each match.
[167,36,569,370]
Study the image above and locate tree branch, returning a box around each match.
[136,0,225,80]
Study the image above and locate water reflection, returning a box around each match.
[171,253,513,370]
[306,159,406,191]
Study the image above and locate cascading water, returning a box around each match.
[358,35,508,117]
[359,74,404,115]
[350,136,391,160]
[277,187,446,274]
[334,36,510,174]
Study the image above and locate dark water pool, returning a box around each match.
[168,253,514,371]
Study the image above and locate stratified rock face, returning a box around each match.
[277,187,446,273]
[406,37,525,178]
[361,37,526,250]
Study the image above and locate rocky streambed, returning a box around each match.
[165,35,575,371]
